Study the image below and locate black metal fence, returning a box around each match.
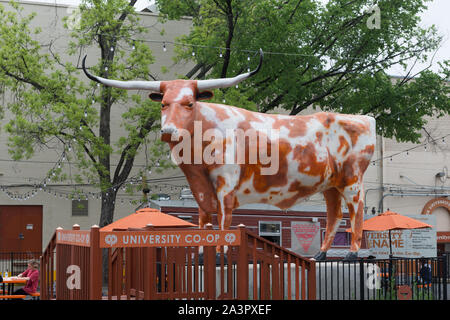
[0,252,42,277]
[315,255,449,300]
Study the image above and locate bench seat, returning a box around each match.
[0,295,27,299]
[30,292,40,300]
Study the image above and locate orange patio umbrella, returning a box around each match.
[346,210,432,257]
[101,207,197,231]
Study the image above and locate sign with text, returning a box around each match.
[99,230,241,248]
[365,214,436,258]
[291,221,321,257]
[437,232,450,243]
[56,230,91,247]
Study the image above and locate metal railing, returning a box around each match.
[315,255,448,300]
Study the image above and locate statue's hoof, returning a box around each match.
[344,252,358,261]
[313,251,327,261]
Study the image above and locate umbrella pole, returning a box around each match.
[388,229,394,298]
[389,229,393,258]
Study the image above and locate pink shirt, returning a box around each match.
[21,268,39,294]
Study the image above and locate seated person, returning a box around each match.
[13,259,40,297]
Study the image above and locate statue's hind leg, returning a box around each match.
[342,183,364,260]
[313,188,343,261]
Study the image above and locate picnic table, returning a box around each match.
[1,277,29,296]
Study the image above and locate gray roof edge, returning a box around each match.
[149,199,345,213]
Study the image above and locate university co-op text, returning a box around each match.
[100,230,240,248]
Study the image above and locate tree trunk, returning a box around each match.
[99,190,118,286]
[99,190,117,228]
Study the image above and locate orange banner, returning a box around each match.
[56,230,91,247]
[99,230,241,248]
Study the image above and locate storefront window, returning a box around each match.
[259,221,281,246]
[331,231,351,246]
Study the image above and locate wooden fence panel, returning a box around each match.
[41,225,315,300]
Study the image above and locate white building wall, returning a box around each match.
[381,115,450,230]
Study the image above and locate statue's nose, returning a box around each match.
[161,127,176,135]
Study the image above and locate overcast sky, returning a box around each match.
[389,0,450,76]
[25,0,450,76]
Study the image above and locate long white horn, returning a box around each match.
[197,48,263,90]
[82,56,161,92]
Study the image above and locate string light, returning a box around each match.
[371,133,450,164]
[117,37,367,62]
[1,181,190,203]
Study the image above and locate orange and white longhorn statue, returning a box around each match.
[83,50,376,260]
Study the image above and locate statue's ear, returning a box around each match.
[149,93,164,101]
[196,91,213,101]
